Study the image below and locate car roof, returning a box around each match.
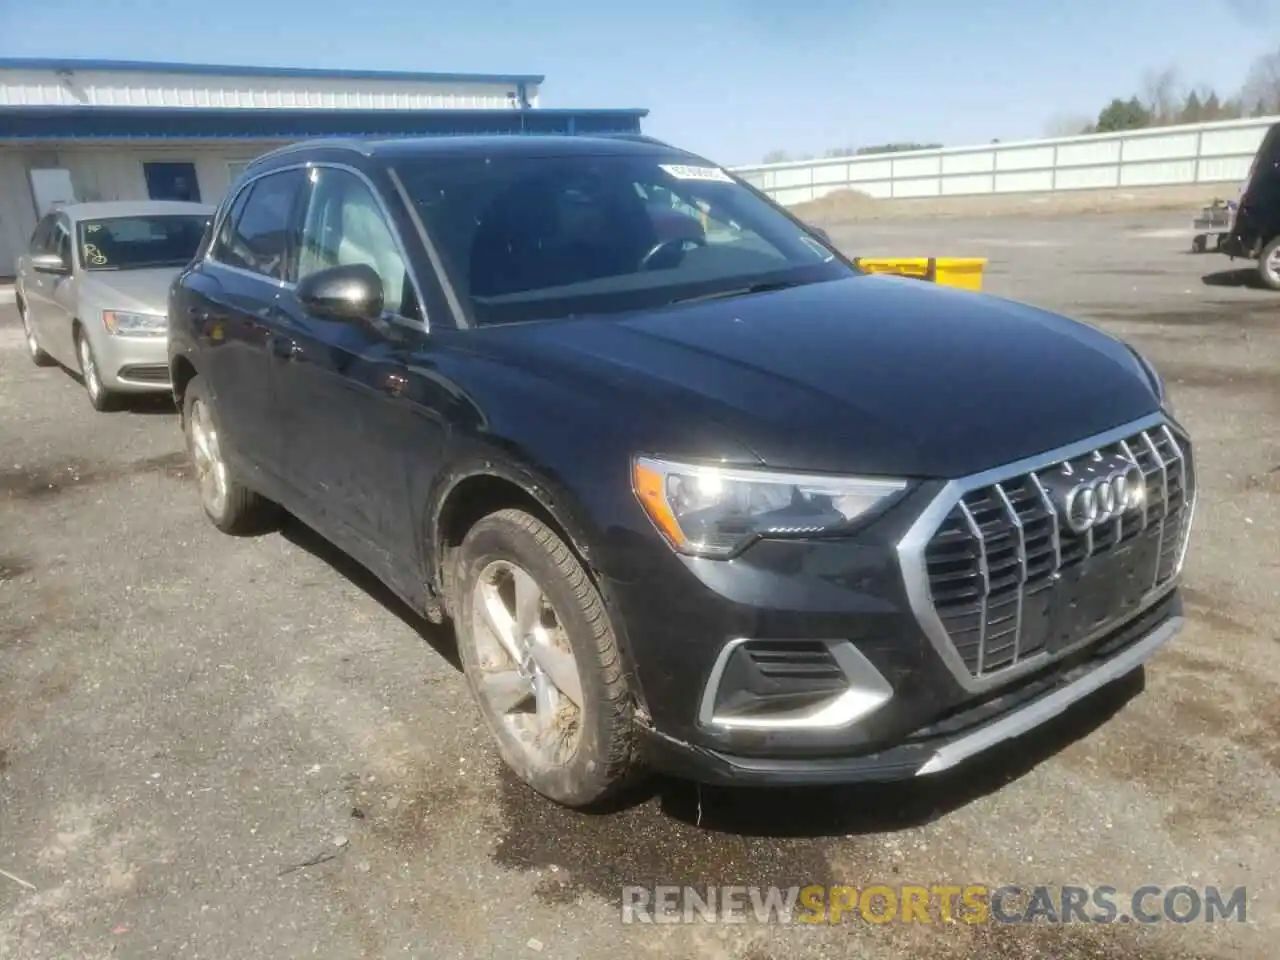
[250,134,708,169]
[55,200,215,221]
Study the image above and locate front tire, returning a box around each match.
[18,298,55,367]
[454,508,640,808]
[1258,236,1280,291]
[182,375,279,535]
[75,328,119,412]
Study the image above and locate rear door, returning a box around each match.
[183,168,307,486]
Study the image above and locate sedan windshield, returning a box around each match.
[392,153,854,325]
[78,215,209,271]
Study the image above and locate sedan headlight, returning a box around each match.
[103,310,167,337]
[632,456,908,558]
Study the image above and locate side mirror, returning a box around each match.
[296,263,383,324]
[30,252,69,275]
[810,226,832,244]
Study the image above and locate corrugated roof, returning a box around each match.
[0,57,544,87]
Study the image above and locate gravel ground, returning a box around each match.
[1,211,1278,960]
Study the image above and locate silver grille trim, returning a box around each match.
[897,412,1196,695]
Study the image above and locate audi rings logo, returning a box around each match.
[1042,453,1146,535]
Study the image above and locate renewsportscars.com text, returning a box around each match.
[620,884,1248,926]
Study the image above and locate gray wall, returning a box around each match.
[732,116,1278,205]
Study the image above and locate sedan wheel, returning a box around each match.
[19,303,54,367]
[77,332,117,411]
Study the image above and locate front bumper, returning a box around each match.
[602,412,1193,787]
[636,595,1181,786]
[94,330,171,392]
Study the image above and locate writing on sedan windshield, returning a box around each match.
[78,215,209,271]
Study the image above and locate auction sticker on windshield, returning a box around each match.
[660,164,734,183]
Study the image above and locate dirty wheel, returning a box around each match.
[182,375,279,535]
[76,329,119,411]
[1258,236,1280,291]
[455,508,639,808]
[18,298,54,367]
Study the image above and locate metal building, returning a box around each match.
[0,58,648,274]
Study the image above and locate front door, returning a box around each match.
[192,167,306,484]
[272,165,438,592]
[144,162,202,203]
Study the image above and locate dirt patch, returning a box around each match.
[0,748,8,772]
[879,918,1215,960]
[130,451,190,481]
[491,770,841,907]
[1088,303,1278,331]
[1158,361,1280,399]
[0,452,190,501]
[0,554,32,582]
[1241,466,1280,495]
[1181,587,1254,637]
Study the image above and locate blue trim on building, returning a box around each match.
[0,105,647,140]
[0,57,545,87]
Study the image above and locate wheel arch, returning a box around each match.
[427,459,650,717]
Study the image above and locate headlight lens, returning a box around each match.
[632,456,908,558]
[103,310,167,337]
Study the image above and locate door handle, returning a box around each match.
[381,371,408,397]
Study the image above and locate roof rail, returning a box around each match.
[246,138,374,168]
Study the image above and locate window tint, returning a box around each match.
[213,170,304,280]
[298,168,420,320]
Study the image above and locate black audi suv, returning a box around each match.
[167,134,1195,808]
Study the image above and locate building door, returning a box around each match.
[29,168,76,216]
[143,162,202,202]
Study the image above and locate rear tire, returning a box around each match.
[182,375,279,535]
[454,508,640,808]
[18,297,55,367]
[75,328,120,412]
[1258,236,1280,291]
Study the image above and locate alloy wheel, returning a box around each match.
[470,559,584,766]
[78,336,102,403]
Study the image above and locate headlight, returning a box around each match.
[632,456,908,558]
[103,310,167,337]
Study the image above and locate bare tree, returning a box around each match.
[1142,66,1186,125]
[1241,48,1280,115]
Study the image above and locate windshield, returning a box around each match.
[78,215,209,271]
[392,153,853,324]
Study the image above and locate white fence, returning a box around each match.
[731,116,1278,206]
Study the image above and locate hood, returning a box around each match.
[466,275,1162,479]
[78,267,181,315]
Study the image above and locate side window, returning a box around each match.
[298,168,421,321]
[29,215,55,254]
[212,170,304,280]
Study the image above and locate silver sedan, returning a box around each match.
[15,200,213,411]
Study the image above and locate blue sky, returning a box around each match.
[1,0,1276,165]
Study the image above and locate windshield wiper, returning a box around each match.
[668,279,804,306]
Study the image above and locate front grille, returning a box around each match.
[923,422,1194,679]
[117,364,171,384]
